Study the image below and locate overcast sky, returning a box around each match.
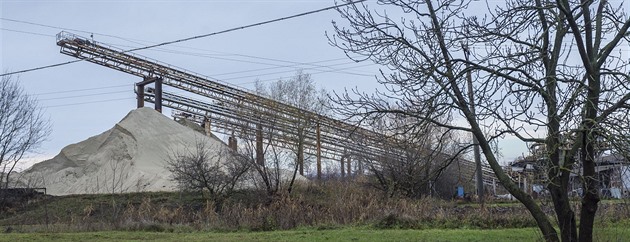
[1,0,535,169]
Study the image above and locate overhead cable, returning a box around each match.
[0,0,367,77]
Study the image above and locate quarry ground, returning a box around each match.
[1,181,630,241]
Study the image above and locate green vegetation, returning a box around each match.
[0,182,545,232]
[1,226,629,242]
[2,181,629,241]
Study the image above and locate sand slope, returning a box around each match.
[24,107,227,195]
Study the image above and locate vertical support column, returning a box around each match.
[203,117,212,137]
[228,136,238,152]
[136,84,145,108]
[358,159,363,175]
[298,141,304,176]
[316,123,321,180]
[256,124,264,166]
[347,155,352,177]
[154,78,163,113]
[340,156,345,178]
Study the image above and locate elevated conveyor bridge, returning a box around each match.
[55,31,495,183]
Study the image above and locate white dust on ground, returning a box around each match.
[22,107,235,195]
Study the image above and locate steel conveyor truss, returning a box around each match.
[56,31,496,183]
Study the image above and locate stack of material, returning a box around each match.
[23,107,227,195]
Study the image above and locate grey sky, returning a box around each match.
[2,0,534,168]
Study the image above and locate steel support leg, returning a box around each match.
[203,118,211,136]
[298,141,304,176]
[316,123,321,180]
[256,124,264,166]
[347,155,351,177]
[340,156,345,178]
[136,84,145,108]
[228,136,237,151]
[155,78,162,113]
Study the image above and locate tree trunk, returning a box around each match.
[578,136,600,242]
[577,60,601,242]
[549,182,578,242]
[546,115,578,242]
[474,127,559,242]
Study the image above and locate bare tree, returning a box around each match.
[0,75,50,201]
[263,71,328,177]
[166,139,250,206]
[360,113,466,198]
[107,151,131,194]
[237,71,328,195]
[329,1,630,241]
[239,137,291,196]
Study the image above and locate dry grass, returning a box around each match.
[1,180,628,234]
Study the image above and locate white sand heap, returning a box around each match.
[23,107,235,195]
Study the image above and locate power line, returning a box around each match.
[36,61,372,107]
[43,97,135,109]
[0,0,366,77]
[36,61,372,108]
[236,62,376,85]
[209,58,353,76]
[0,28,54,37]
[138,47,372,77]
[33,84,130,95]
[38,90,131,101]
[35,63,373,103]
[1,27,373,78]
[0,17,147,44]
[224,61,374,82]
[119,44,372,77]
[2,17,376,78]
[0,27,365,77]
[41,88,191,109]
[2,60,84,77]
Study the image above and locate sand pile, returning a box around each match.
[22,108,232,195]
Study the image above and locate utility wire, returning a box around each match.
[42,88,192,109]
[223,61,373,82]
[38,90,130,101]
[2,60,85,77]
[35,61,368,103]
[33,84,130,96]
[1,18,147,44]
[0,28,54,37]
[1,0,366,77]
[2,18,375,77]
[37,61,369,106]
[237,62,376,85]
[1,28,371,78]
[43,97,134,109]
[1,28,373,78]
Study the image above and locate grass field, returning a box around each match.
[2,186,629,241]
[2,226,629,242]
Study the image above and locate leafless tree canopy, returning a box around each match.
[329,0,630,241]
[255,70,328,176]
[360,113,466,199]
[0,75,50,192]
[166,139,250,200]
[233,71,328,196]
